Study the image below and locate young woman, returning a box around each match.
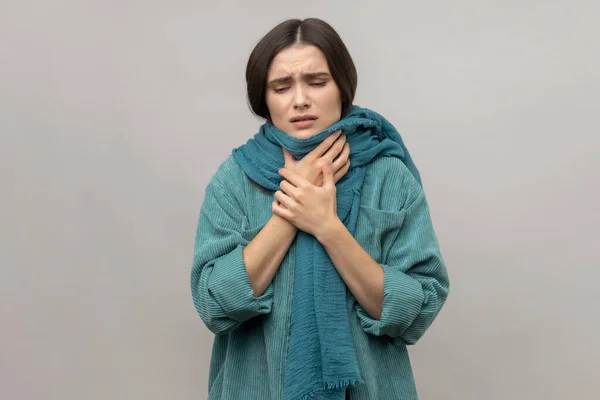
[191,18,450,400]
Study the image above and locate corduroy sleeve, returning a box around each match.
[190,178,273,335]
[355,185,450,345]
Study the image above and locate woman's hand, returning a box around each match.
[281,130,351,187]
[272,161,339,238]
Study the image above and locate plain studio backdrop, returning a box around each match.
[1,1,599,399]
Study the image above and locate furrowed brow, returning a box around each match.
[267,76,292,87]
[267,72,331,87]
[303,72,331,79]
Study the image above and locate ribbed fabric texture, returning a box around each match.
[231,106,423,400]
[191,153,450,399]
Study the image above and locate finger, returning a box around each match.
[307,130,341,160]
[333,159,350,183]
[272,200,293,219]
[333,169,342,183]
[323,134,347,163]
[332,142,350,170]
[275,198,288,209]
[280,179,300,199]
[278,167,308,189]
[274,190,295,209]
[322,160,335,188]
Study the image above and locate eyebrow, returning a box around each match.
[267,72,331,87]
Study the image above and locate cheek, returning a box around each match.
[324,84,341,101]
[266,94,285,119]
[322,86,343,112]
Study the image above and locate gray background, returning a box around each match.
[1,1,599,399]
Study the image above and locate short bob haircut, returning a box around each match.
[246,18,358,122]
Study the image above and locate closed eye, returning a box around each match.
[273,82,325,93]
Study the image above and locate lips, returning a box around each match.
[290,115,317,122]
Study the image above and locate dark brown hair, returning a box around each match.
[246,18,358,122]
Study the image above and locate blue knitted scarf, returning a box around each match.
[232,105,421,400]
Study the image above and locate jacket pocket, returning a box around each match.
[356,206,407,264]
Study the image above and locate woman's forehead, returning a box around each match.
[268,44,329,77]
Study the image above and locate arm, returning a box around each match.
[244,213,297,296]
[190,178,296,335]
[316,219,385,320]
[193,133,350,334]
[317,185,450,345]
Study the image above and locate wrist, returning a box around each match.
[315,217,345,245]
[272,212,298,233]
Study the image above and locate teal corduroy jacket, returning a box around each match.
[191,154,450,399]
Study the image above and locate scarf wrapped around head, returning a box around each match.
[232,105,421,400]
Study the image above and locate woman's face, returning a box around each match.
[265,43,342,139]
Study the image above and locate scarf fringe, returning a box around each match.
[296,378,363,400]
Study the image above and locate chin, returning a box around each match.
[291,126,326,139]
[296,130,319,139]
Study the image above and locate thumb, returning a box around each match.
[322,159,334,188]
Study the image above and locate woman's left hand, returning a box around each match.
[272,160,339,238]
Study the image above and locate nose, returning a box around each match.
[293,85,310,109]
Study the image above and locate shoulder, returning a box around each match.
[361,156,423,211]
[205,154,252,204]
[209,154,246,186]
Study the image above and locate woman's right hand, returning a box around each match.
[281,130,351,187]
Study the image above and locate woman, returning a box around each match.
[191,18,450,400]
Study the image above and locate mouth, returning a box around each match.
[290,115,318,123]
[290,115,318,130]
